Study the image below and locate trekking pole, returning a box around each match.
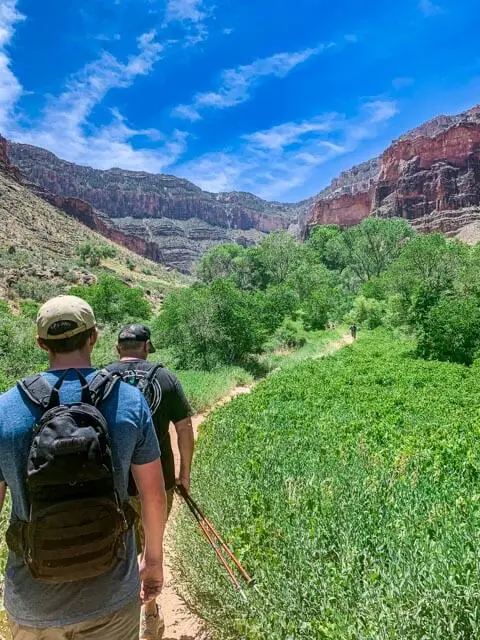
[179,486,255,587]
[175,485,253,599]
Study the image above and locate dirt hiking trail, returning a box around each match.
[160,333,354,640]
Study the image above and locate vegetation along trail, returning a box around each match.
[160,333,353,640]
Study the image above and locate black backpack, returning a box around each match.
[106,363,163,414]
[6,369,135,583]
[106,363,163,497]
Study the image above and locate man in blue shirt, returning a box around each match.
[0,295,167,639]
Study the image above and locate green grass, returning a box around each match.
[174,367,254,414]
[172,330,480,639]
[260,325,346,371]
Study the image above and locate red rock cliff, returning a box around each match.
[308,105,480,236]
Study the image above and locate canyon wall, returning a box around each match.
[7,142,308,272]
[308,105,480,238]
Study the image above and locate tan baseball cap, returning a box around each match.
[37,295,96,340]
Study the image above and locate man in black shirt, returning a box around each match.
[107,324,194,640]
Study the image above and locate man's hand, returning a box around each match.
[139,557,164,604]
[176,475,190,492]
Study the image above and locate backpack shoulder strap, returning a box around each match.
[17,375,53,410]
[145,363,163,383]
[89,369,121,406]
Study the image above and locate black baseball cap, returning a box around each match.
[117,324,156,353]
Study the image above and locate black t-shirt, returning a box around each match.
[107,359,192,490]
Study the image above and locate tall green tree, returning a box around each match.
[328,217,415,286]
[196,243,244,283]
[155,280,263,369]
[306,224,342,270]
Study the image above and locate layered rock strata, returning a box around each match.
[308,105,480,237]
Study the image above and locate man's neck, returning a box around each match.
[48,353,92,371]
[120,355,146,362]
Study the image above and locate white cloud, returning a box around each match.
[419,0,443,16]
[173,45,324,120]
[164,0,206,23]
[3,28,188,172]
[222,27,234,36]
[344,34,358,43]
[243,116,337,151]
[172,103,202,121]
[0,0,24,130]
[163,0,210,47]
[177,100,398,199]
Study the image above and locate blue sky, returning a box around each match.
[0,0,479,201]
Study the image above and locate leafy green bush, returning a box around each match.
[0,303,48,391]
[254,285,299,334]
[417,295,480,365]
[70,275,151,324]
[196,243,244,283]
[270,317,307,350]
[347,295,386,329]
[173,331,480,639]
[76,241,117,267]
[155,279,264,369]
[10,278,63,302]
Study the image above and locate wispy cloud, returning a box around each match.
[177,100,398,198]
[173,45,325,121]
[0,0,24,130]
[164,0,206,23]
[3,28,187,172]
[163,0,210,46]
[419,0,443,16]
[95,33,122,42]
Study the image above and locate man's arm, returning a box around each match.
[175,417,194,492]
[131,459,167,604]
[0,481,6,515]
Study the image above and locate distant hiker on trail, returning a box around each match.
[107,324,194,640]
[350,323,358,340]
[0,296,167,640]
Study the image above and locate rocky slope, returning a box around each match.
[0,136,181,303]
[8,143,306,272]
[308,105,480,239]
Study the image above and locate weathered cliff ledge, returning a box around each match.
[308,105,480,237]
[7,142,311,271]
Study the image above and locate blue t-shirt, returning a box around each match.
[0,368,160,628]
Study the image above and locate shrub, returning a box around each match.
[196,243,244,283]
[417,295,480,365]
[0,305,47,391]
[271,317,307,349]
[347,295,386,329]
[70,275,151,324]
[254,285,299,334]
[76,242,117,267]
[11,278,63,302]
[155,280,264,370]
